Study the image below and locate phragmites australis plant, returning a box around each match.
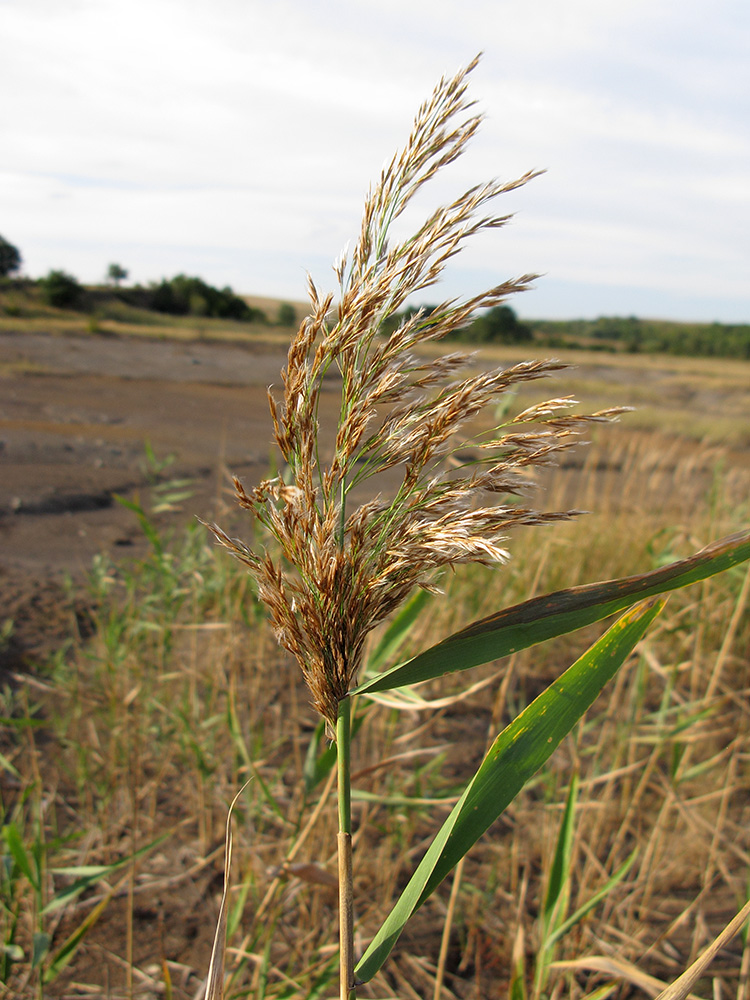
[205,56,750,1000]
[207,56,623,729]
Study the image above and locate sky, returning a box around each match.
[2,0,749,322]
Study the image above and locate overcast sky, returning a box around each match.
[2,0,748,321]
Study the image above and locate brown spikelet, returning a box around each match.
[204,55,629,728]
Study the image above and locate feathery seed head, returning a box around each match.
[205,56,628,728]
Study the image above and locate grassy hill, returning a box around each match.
[3,279,748,359]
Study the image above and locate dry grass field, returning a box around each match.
[1,309,749,999]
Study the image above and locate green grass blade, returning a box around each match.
[542,847,638,953]
[44,832,170,914]
[353,530,750,695]
[249,761,289,824]
[113,493,164,556]
[0,752,20,780]
[31,930,51,970]
[543,772,578,933]
[303,719,333,795]
[303,711,366,796]
[42,890,112,984]
[354,597,665,984]
[2,823,37,890]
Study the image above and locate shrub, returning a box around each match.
[276,301,297,326]
[38,269,83,308]
[467,304,532,343]
[148,274,266,322]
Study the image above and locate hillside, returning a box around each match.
[2,279,748,359]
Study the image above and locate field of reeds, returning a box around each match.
[3,57,750,1000]
[2,409,748,1000]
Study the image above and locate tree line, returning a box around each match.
[0,234,299,325]
[385,304,750,359]
[532,315,750,360]
[2,232,747,357]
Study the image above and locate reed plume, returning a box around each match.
[206,55,624,729]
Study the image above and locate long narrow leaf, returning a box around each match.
[112,493,164,556]
[541,847,638,954]
[535,773,579,994]
[44,832,170,914]
[0,752,20,779]
[303,711,366,796]
[354,530,750,696]
[543,771,578,933]
[354,597,665,984]
[31,931,51,970]
[43,890,114,984]
[2,824,37,890]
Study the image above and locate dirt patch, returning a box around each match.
[0,331,295,685]
[0,332,293,575]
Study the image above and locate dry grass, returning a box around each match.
[2,420,749,999]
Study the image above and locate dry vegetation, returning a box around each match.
[2,414,749,1000]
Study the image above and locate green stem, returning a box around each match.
[336,697,356,999]
[338,477,347,550]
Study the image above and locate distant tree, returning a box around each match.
[149,278,180,314]
[0,235,22,277]
[276,301,296,326]
[106,263,128,287]
[469,305,532,344]
[148,274,267,322]
[39,269,83,308]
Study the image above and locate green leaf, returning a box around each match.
[246,760,296,825]
[44,831,170,914]
[303,711,366,796]
[42,892,112,984]
[542,847,638,953]
[0,751,20,779]
[303,719,335,796]
[543,771,578,934]
[2,824,37,890]
[113,493,164,556]
[354,597,665,984]
[353,530,750,695]
[31,930,51,970]
[0,715,46,728]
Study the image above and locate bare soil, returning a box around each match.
[0,331,295,677]
[2,328,749,677]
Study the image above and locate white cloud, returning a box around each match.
[1,0,748,320]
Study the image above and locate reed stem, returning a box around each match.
[337,697,356,999]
